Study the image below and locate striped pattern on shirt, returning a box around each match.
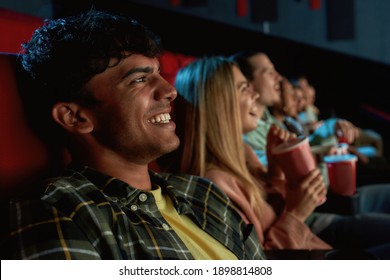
[2,166,264,260]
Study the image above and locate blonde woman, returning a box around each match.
[162,56,330,250]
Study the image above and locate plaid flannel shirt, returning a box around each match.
[2,165,264,260]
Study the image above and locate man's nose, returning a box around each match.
[155,76,177,101]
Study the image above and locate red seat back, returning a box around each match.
[0,8,43,53]
[0,54,53,198]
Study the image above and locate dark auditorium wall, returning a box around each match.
[3,0,390,66]
[1,0,390,160]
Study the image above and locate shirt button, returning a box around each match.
[130,205,138,211]
[162,223,170,231]
[120,197,128,205]
[139,193,147,202]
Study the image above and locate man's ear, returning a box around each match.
[52,102,94,134]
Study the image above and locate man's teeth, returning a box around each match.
[149,113,171,124]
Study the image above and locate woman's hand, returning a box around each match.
[284,169,327,222]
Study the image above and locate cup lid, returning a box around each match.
[272,136,308,154]
[323,153,358,163]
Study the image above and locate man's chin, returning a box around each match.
[161,137,180,155]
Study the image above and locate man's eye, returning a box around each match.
[132,76,147,83]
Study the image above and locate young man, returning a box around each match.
[1,10,264,260]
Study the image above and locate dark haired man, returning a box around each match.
[1,10,264,260]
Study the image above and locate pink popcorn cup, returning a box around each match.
[323,154,358,196]
[272,137,325,205]
[272,137,316,185]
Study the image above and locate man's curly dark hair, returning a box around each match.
[19,9,164,153]
[21,9,163,105]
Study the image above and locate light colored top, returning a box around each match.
[244,108,281,151]
[246,107,343,150]
[299,105,320,124]
[151,186,237,260]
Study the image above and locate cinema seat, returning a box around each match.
[0,53,67,199]
[0,8,43,53]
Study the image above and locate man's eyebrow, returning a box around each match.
[121,66,155,81]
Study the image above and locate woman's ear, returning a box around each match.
[52,102,93,134]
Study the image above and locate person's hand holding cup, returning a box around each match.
[266,124,296,180]
[271,136,327,207]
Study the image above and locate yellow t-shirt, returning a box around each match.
[150,187,237,260]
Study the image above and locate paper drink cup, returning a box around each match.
[272,137,316,186]
[323,154,357,196]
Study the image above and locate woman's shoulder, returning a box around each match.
[205,167,238,183]
[205,167,244,195]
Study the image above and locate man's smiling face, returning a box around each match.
[83,53,180,164]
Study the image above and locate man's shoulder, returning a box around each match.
[43,169,101,203]
[157,172,231,203]
[159,171,222,189]
[10,169,98,206]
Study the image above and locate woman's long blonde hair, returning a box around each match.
[169,56,266,216]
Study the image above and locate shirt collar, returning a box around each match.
[63,164,193,214]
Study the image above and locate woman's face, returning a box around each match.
[281,79,299,118]
[232,65,260,133]
[294,86,306,113]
